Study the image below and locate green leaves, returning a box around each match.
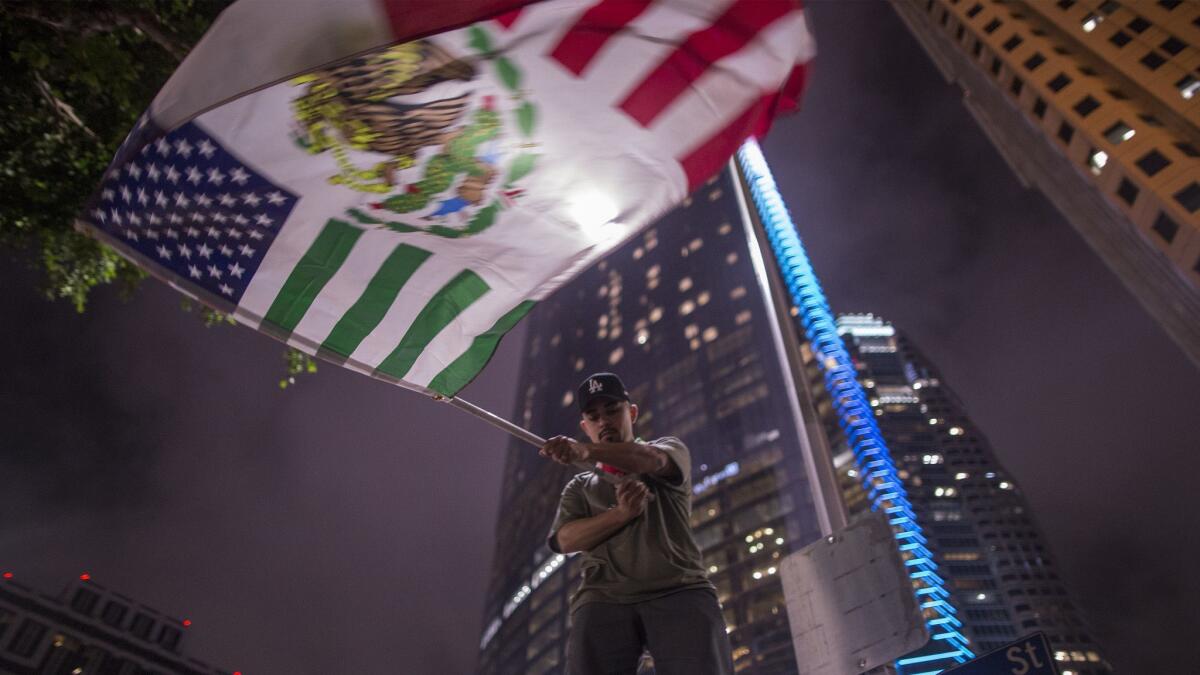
[468,25,493,53]
[516,101,536,137]
[0,0,228,310]
[506,153,537,185]
[496,56,521,92]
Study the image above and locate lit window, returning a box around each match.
[726,251,738,265]
[1104,120,1135,144]
[702,326,719,343]
[688,238,703,252]
[647,277,659,290]
[685,324,700,339]
[632,246,644,260]
[609,347,623,365]
[649,307,663,323]
[680,300,696,315]
[1177,75,1200,100]
[574,358,585,371]
[697,291,711,306]
[718,222,732,235]
[646,264,661,279]
[999,481,1013,490]
[679,277,693,292]
[708,188,723,201]
[1056,651,1069,662]
[949,426,964,436]
[690,338,701,351]
[1081,13,1101,31]
[562,391,574,407]
[729,286,747,300]
[1087,148,1108,175]
[636,329,649,345]
[955,472,969,480]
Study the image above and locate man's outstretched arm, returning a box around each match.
[541,436,680,480]
[554,481,649,553]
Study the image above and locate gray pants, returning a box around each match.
[566,588,734,675]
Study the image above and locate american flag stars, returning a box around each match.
[84,122,297,305]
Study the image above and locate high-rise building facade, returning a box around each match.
[810,313,1112,675]
[0,574,233,675]
[476,167,829,675]
[891,0,1200,366]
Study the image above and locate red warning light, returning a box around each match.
[182,619,192,627]
[2,572,12,579]
[233,671,242,675]
[80,573,91,581]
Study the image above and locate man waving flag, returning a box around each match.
[77,0,815,397]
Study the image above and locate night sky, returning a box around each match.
[3,3,1197,674]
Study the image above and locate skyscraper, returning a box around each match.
[0,574,234,675]
[476,167,830,675]
[476,146,977,674]
[812,313,1113,675]
[891,0,1200,366]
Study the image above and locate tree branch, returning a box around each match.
[5,2,188,61]
[32,71,99,140]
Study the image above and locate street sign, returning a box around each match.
[942,633,1060,675]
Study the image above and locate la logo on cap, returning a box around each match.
[588,378,603,394]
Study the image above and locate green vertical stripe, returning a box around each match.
[375,270,491,379]
[428,300,536,397]
[320,244,432,357]
[263,219,362,333]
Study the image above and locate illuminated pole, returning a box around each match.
[735,139,974,674]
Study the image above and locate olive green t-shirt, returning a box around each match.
[547,437,714,614]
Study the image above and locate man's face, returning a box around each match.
[580,399,638,444]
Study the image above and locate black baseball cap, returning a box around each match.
[577,372,630,412]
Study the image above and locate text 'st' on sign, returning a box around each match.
[942,633,1060,675]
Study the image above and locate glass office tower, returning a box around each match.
[476,167,827,675]
[812,314,1113,675]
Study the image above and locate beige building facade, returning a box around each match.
[892,0,1200,365]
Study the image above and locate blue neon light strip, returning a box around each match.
[736,140,974,673]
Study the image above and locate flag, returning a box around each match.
[77,0,815,397]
